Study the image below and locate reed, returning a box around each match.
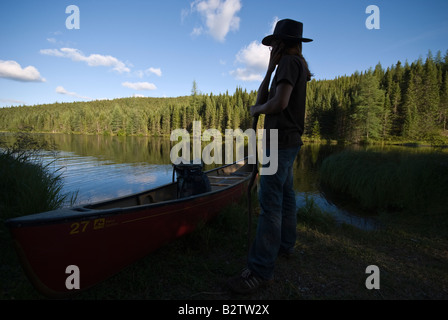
[296,195,337,233]
[319,150,448,215]
[0,134,76,221]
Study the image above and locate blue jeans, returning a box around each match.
[247,146,301,280]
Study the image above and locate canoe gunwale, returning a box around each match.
[5,157,253,229]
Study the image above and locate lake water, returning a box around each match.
[3,133,440,230]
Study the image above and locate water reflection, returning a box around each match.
[2,133,443,230]
[294,143,382,230]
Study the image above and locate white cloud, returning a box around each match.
[0,60,46,82]
[191,0,242,42]
[191,27,203,37]
[135,67,162,78]
[270,16,279,34]
[146,67,162,77]
[0,98,26,105]
[40,48,130,73]
[231,68,263,82]
[122,82,157,91]
[40,48,64,57]
[230,41,270,81]
[229,17,283,81]
[56,86,91,100]
[236,41,270,70]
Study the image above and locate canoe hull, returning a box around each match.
[7,159,253,298]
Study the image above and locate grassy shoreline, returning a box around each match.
[1,196,447,300]
[1,141,447,300]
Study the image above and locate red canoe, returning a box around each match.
[5,158,254,298]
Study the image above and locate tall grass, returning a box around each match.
[0,133,76,221]
[297,195,338,232]
[319,150,448,215]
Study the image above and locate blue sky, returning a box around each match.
[1,0,448,107]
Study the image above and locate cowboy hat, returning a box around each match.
[262,19,313,46]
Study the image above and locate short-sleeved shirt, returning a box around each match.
[264,54,307,149]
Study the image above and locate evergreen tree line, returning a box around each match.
[0,50,447,143]
[0,89,257,137]
[306,50,448,143]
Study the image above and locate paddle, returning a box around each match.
[246,114,259,255]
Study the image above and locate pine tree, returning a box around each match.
[382,93,392,139]
[181,105,187,130]
[191,80,199,97]
[389,81,402,135]
[171,106,181,130]
[402,70,419,138]
[161,108,171,135]
[203,96,215,129]
[420,53,440,137]
[310,119,321,141]
[110,104,124,134]
[351,74,385,142]
[440,71,448,130]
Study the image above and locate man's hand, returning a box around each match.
[267,41,284,73]
[250,105,258,117]
[251,41,287,114]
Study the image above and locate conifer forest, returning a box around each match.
[1,50,447,144]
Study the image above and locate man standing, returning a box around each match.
[227,19,313,294]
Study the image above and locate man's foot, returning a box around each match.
[278,248,295,259]
[227,268,269,294]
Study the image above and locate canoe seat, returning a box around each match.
[208,174,247,189]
